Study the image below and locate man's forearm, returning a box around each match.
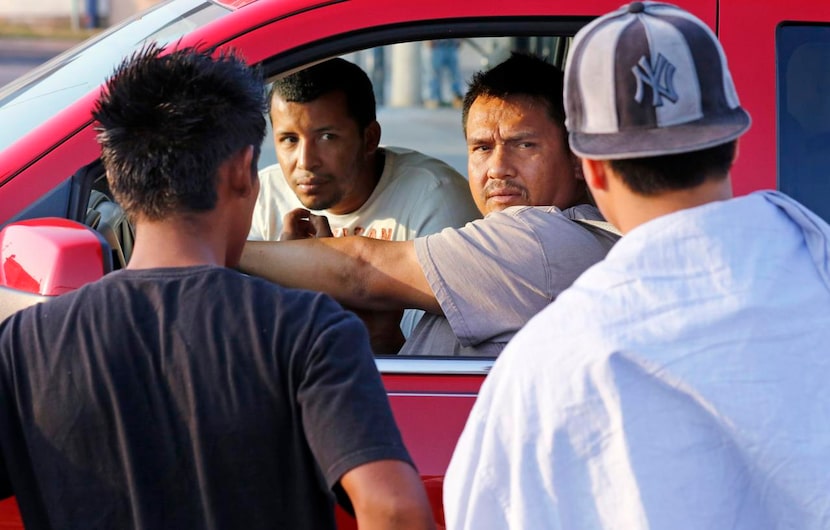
[241,238,372,305]
[239,238,440,313]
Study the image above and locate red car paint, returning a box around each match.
[0,218,108,295]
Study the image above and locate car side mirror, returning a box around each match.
[0,218,112,322]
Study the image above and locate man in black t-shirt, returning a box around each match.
[0,45,434,530]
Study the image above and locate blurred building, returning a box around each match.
[0,0,162,28]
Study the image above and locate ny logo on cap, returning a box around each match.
[632,53,678,107]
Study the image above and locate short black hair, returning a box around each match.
[269,58,376,130]
[462,53,566,137]
[93,44,267,220]
[608,140,738,195]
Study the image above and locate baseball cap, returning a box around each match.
[564,1,751,159]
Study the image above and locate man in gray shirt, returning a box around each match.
[240,54,619,356]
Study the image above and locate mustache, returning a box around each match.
[484,181,528,198]
[292,171,332,185]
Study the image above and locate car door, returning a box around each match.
[718,0,830,221]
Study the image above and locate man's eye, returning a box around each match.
[321,133,336,141]
[471,145,490,153]
[518,142,535,149]
[279,137,298,145]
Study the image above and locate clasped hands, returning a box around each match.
[279,208,333,240]
[278,207,405,354]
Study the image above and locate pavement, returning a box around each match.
[0,36,78,87]
[0,37,78,57]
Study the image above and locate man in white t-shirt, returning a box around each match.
[248,58,479,243]
[251,58,479,351]
[444,3,830,529]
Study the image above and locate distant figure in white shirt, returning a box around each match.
[444,2,830,529]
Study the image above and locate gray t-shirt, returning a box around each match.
[399,204,619,357]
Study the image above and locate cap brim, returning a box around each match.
[569,108,751,160]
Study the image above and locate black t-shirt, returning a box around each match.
[0,266,411,530]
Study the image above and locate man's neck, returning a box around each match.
[373,147,386,185]
[614,176,734,234]
[127,216,228,270]
[327,148,386,215]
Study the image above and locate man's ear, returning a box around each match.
[226,145,257,198]
[363,120,381,155]
[581,158,610,193]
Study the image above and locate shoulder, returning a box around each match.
[243,274,363,331]
[417,209,536,255]
[495,203,603,223]
[422,207,544,241]
[483,205,576,229]
[511,205,617,240]
[0,279,97,352]
[256,164,289,197]
[257,163,285,181]
[562,203,605,221]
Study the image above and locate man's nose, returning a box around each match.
[486,146,514,180]
[296,141,320,171]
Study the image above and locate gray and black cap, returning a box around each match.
[564,1,751,159]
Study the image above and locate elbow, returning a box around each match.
[341,459,436,530]
[352,494,436,530]
[337,240,389,309]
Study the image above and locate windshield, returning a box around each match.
[0,0,230,152]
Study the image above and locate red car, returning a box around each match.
[0,0,828,527]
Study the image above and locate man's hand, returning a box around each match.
[280,208,334,240]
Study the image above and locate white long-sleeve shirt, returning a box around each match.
[445,191,830,530]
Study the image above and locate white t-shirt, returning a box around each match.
[444,191,830,530]
[248,146,480,241]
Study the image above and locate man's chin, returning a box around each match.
[485,197,528,214]
[297,196,336,212]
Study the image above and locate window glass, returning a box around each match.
[777,24,830,221]
[260,36,570,176]
[0,0,229,152]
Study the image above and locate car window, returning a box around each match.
[256,33,575,359]
[777,23,830,222]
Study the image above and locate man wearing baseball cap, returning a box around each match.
[444,3,830,529]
